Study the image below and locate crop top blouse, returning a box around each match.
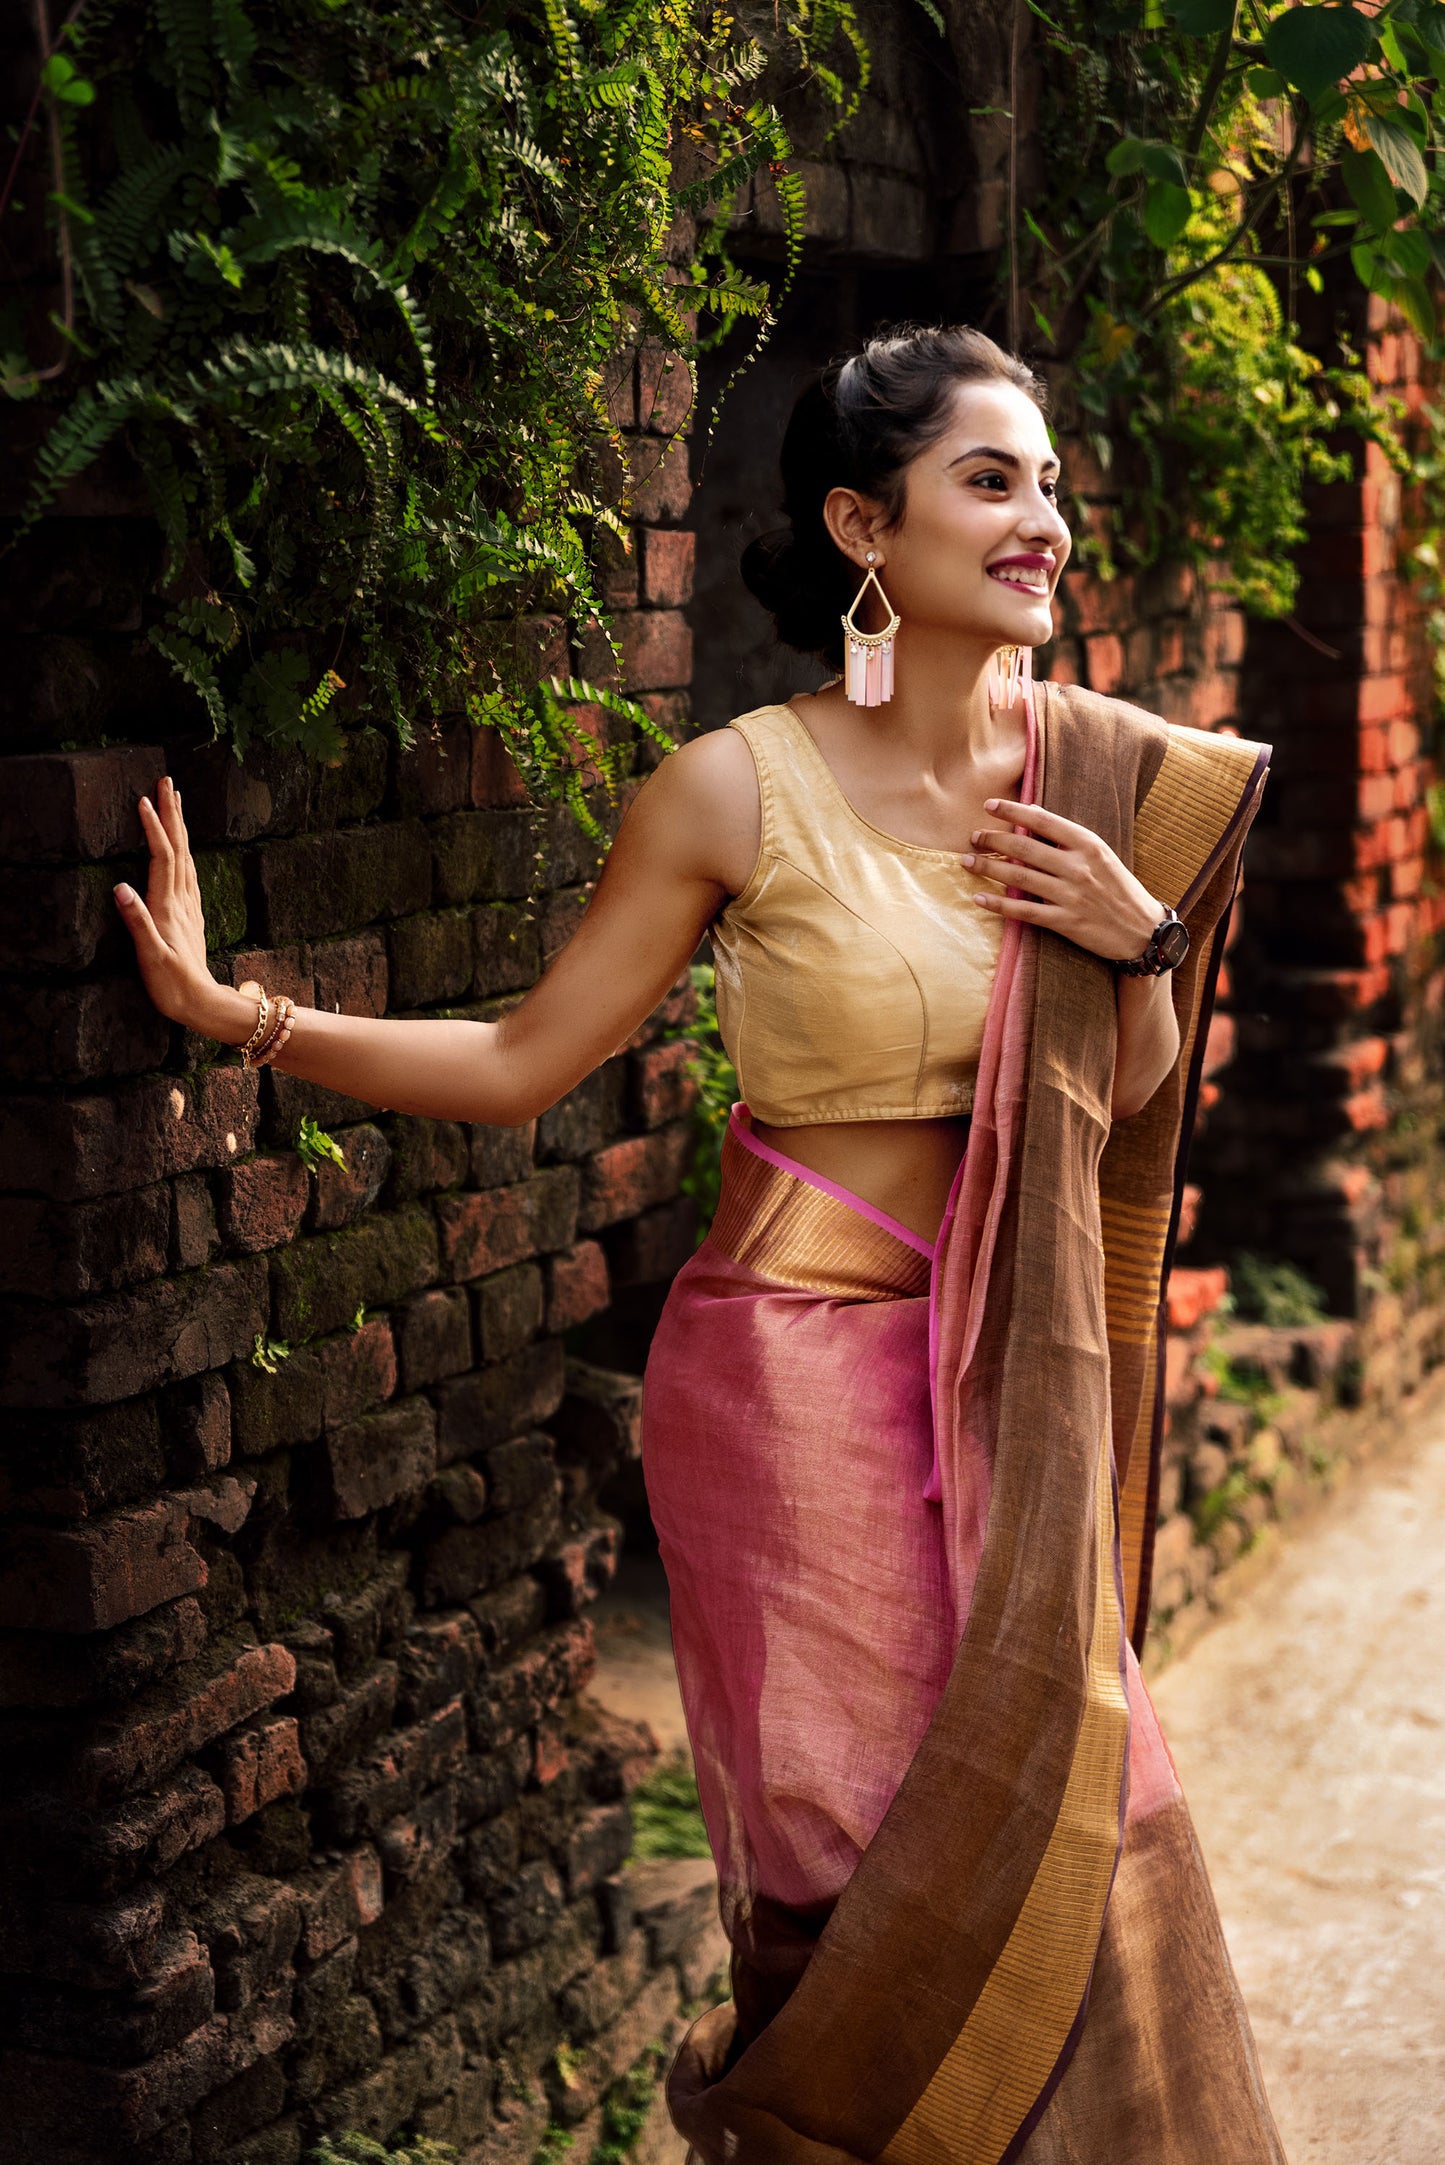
[709,702,1007,1126]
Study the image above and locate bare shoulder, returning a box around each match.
[619,725,761,896]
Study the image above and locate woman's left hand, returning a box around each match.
[962,797,1163,965]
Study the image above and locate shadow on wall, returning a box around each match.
[686,257,998,733]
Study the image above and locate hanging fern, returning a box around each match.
[4,0,865,796]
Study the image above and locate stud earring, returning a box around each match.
[841,551,900,707]
[987,642,1033,707]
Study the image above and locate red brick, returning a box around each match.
[469,1117,535,1188]
[471,726,531,808]
[606,1197,700,1286]
[399,1287,473,1390]
[627,433,691,524]
[324,1697,469,1843]
[436,1341,566,1462]
[615,608,692,692]
[325,1398,437,1520]
[312,1121,392,1232]
[312,930,388,1019]
[0,1491,210,1633]
[1084,632,1126,696]
[297,1844,386,1961]
[171,1171,220,1271]
[395,717,474,818]
[0,1182,171,1299]
[638,342,694,435]
[1,1255,268,1409]
[389,909,475,1008]
[251,821,432,943]
[475,1261,545,1360]
[300,1661,398,1782]
[216,1712,307,1821]
[226,942,315,1009]
[578,1124,693,1231]
[3,976,172,1087]
[628,1039,699,1128]
[641,528,695,608]
[545,1242,610,1333]
[78,1637,297,1802]
[217,1152,309,1253]
[0,743,164,863]
[435,1167,579,1281]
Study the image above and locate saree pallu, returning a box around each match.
[641,680,1285,2164]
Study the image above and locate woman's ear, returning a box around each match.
[822,487,885,568]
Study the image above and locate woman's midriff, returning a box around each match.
[747,1114,971,1245]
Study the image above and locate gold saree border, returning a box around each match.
[880,1410,1130,2164]
[709,1122,932,1301]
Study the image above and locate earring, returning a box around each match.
[987,642,1033,707]
[841,551,900,707]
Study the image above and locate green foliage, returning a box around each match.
[251,1330,292,1372]
[592,2039,671,2162]
[666,960,737,1238]
[1228,1250,1329,1329]
[1196,1335,1285,1417]
[295,1112,347,1172]
[1029,0,1445,614]
[7,0,858,793]
[309,2136,457,2165]
[627,1749,711,1859]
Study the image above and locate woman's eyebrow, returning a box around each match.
[947,444,1062,474]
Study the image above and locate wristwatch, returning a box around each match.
[1116,904,1190,976]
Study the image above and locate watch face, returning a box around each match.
[1157,918,1190,968]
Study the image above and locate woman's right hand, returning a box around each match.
[114,774,232,1036]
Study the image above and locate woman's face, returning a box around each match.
[829,379,1071,653]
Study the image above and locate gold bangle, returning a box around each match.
[239,985,271,1066]
[252,997,296,1069]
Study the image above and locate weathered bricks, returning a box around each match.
[1,1258,269,1409]
[324,1400,438,1520]
[0,1492,208,1633]
[577,1124,693,1231]
[251,822,432,942]
[270,1208,439,1343]
[435,1168,579,1282]
[78,1636,298,1802]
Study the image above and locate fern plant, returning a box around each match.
[4,0,859,814]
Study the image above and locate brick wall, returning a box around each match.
[0,327,714,2161]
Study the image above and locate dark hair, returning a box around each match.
[740,323,1050,666]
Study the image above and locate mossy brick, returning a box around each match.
[196,1874,302,2014]
[0,1256,268,1409]
[322,1698,469,1844]
[389,910,475,1008]
[386,1115,470,1201]
[539,883,589,968]
[0,1182,171,1299]
[172,1172,221,1270]
[75,1633,297,1803]
[309,729,390,829]
[0,1595,208,1715]
[312,931,388,1018]
[431,808,536,904]
[0,860,134,974]
[474,1263,544,1362]
[468,1118,535,1189]
[269,1206,439,1343]
[435,1168,579,1282]
[578,1123,692,1231]
[229,1317,396,1456]
[537,1060,626,1163]
[264,1068,376,1144]
[195,849,247,950]
[0,1492,209,1633]
[312,1123,392,1232]
[0,743,163,863]
[217,1153,309,1255]
[301,1663,399,1785]
[324,1399,438,1520]
[2,977,172,1086]
[398,1288,473,1391]
[249,821,431,943]
[545,1241,610,1333]
[0,1396,167,1519]
[395,717,474,819]
[473,900,540,995]
[435,1342,566,1463]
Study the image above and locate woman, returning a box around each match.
[115,325,1283,2163]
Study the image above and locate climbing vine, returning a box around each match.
[1,0,861,812]
[1027,0,1445,618]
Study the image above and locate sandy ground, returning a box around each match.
[591,1380,1445,2163]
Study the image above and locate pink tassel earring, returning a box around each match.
[986,642,1033,707]
[841,551,900,707]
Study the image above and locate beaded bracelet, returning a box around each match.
[238,986,271,1065]
[249,995,296,1069]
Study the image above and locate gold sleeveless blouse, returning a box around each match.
[709,703,1007,1126]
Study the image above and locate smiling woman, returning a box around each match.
[115,322,1278,2165]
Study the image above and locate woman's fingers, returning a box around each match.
[982,798,1090,847]
[113,881,172,967]
[966,828,1061,871]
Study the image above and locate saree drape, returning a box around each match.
[640,680,1282,2164]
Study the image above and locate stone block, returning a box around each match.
[0,1256,268,1409]
[399,1287,474,1391]
[311,1122,392,1231]
[545,1241,610,1333]
[435,1167,579,1282]
[324,1399,438,1521]
[578,1125,691,1231]
[76,1635,297,1802]
[250,822,432,943]
[0,743,164,863]
[217,1152,310,1254]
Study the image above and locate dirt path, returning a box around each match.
[592,1381,1445,2163]
[1150,1378,1445,2165]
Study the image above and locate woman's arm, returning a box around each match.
[963,794,1182,1121]
[114,733,761,1126]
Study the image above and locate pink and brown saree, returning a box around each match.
[641,679,1283,2163]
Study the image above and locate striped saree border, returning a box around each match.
[879,1407,1130,2164]
[709,1117,933,1301]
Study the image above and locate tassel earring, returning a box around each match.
[987,642,1033,707]
[841,551,900,707]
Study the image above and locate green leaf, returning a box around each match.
[1246,67,1286,98]
[1263,5,1374,102]
[1143,180,1193,247]
[1107,135,1188,180]
[1417,3,1445,52]
[1366,114,1429,207]
[1382,225,1431,277]
[1340,142,1401,229]
[1167,0,1234,30]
